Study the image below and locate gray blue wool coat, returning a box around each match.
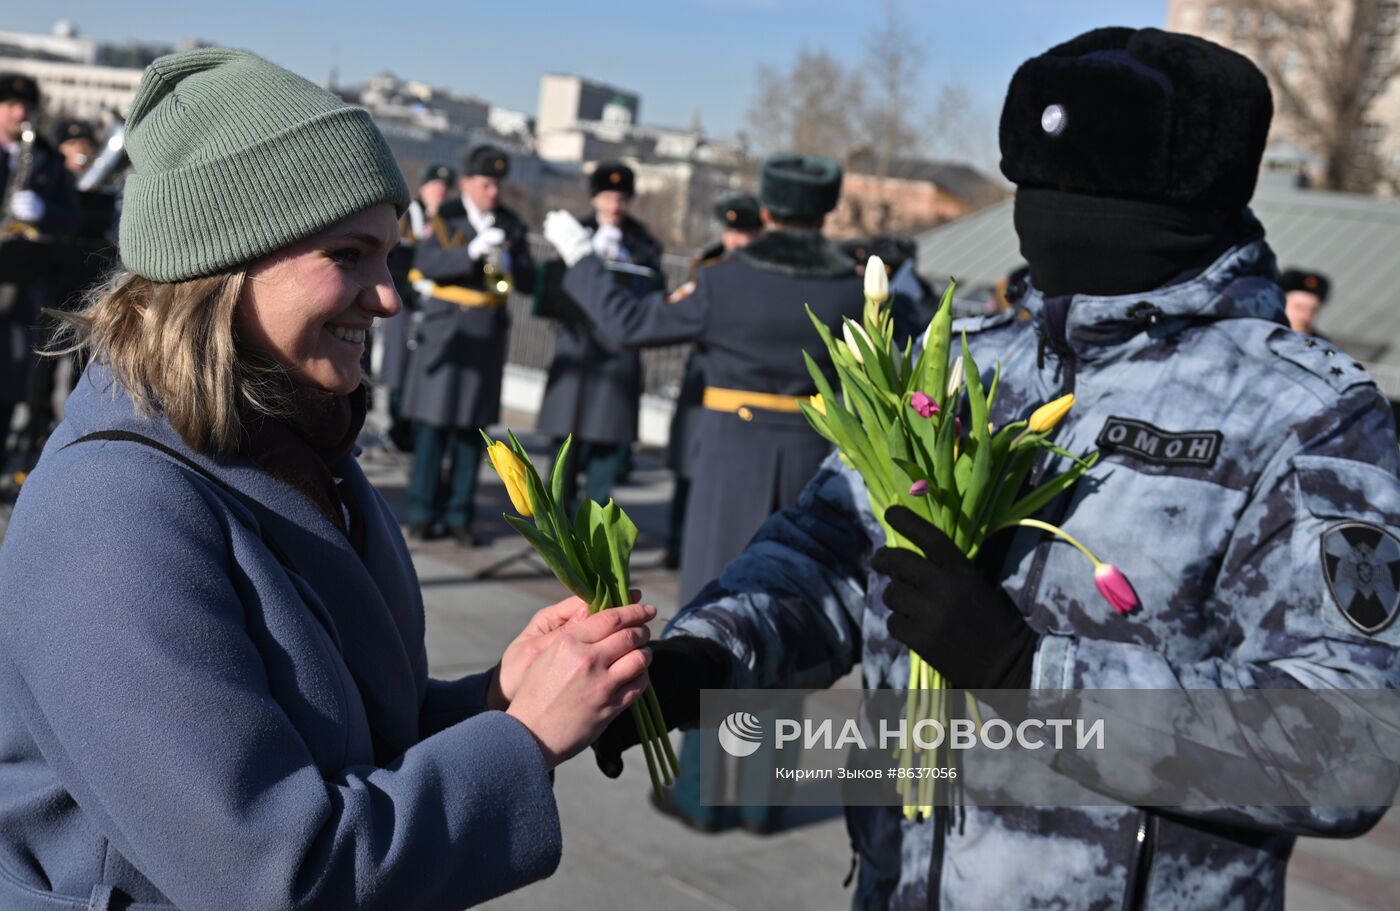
[667,225,1400,910]
[0,365,561,911]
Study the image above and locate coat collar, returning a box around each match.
[736,228,854,279]
[55,365,426,761]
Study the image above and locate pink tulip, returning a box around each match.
[1095,564,1138,614]
[910,391,939,418]
[908,480,929,496]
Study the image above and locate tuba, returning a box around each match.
[1,121,39,238]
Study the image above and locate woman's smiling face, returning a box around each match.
[237,204,401,395]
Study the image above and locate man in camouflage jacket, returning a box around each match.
[595,27,1400,910]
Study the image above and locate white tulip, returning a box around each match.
[843,321,875,365]
[864,255,889,304]
[946,356,965,398]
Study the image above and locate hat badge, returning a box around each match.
[495,159,505,172]
[1305,275,1319,289]
[609,171,621,185]
[1041,104,1067,136]
[726,209,737,222]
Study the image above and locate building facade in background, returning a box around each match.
[827,153,1007,238]
[1168,0,1400,192]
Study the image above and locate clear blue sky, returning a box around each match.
[15,1,1166,143]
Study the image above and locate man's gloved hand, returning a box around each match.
[466,226,506,261]
[592,635,731,778]
[8,190,44,225]
[543,210,593,267]
[590,222,623,261]
[870,506,1040,690]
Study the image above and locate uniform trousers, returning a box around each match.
[406,423,484,529]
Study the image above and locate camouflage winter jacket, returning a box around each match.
[667,222,1400,910]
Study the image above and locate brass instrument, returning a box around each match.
[479,213,512,296]
[482,246,513,297]
[76,121,127,192]
[1,121,40,239]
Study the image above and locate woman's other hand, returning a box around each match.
[489,595,588,711]
[507,601,655,769]
[489,589,644,710]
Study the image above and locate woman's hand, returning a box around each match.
[489,596,588,711]
[507,601,655,769]
[489,590,643,711]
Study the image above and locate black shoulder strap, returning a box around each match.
[61,430,299,572]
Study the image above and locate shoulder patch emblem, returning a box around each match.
[1321,522,1400,635]
[1097,417,1222,468]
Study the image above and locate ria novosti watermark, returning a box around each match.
[696,689,1400,808]
[719,711,1105,756]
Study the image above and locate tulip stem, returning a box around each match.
[995,518,1102,567]
[645,686,681,777]
[631,702,664,798]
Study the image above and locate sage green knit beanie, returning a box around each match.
[119,48,410,282]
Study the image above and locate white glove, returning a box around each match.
[591,223,623,261]
[9,190,44,224]
[466,226,506,261]
[544,210,594,267]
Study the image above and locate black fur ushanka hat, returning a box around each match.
[999,27,1273,212]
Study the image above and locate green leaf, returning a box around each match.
[956,338,994,552]
[798,401,838,446]
[932,399,958,533]
[804,352,878,472]
[601,499,638,600]
[504,515,590,597]
[549,435,574,510]
[1001,454,1100,526]
[1035,440,1099,470]
[842,317,895,396]
[921,282,957,410]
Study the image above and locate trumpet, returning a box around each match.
[482,247,513,296]
[1,121,39,238]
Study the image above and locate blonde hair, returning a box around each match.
[48,269,290,456]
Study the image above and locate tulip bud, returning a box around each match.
[843,321,875,365]
[864,255,889,304]
[910,391,939,418]
[487,441,534,517]
[946,357,964,398]
[908,479,929,496]
[809,394,827,417]
[1028,393,1075,434]
[1094,563,1138,614]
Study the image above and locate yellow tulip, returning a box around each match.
[487,441,533,517]
[1028,393,1075,433]
[809,394,827,416]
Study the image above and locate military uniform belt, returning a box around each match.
[408,269,507,308]
[703,386,805,421]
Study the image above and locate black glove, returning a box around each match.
[592,635,731,778]
[870,506,1039,690]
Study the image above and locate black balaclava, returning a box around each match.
[1014,188,1243,297]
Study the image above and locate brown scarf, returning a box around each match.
[239,379,368,552]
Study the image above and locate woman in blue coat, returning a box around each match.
[0,49,653,911]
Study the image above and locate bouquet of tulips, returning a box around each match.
[483,431,682,798]
[798,257,1137,818]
